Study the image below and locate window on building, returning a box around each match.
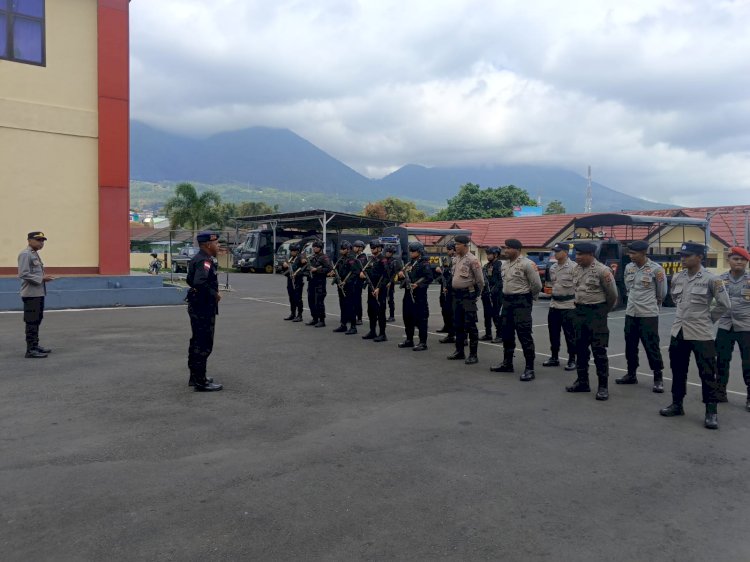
[0,0,45,66]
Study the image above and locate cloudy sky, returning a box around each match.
[130,0,750,206]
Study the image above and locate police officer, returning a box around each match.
[565,242,618,400]
[544,242,577,371]
[386,245,402,322]
[715,246,750,412]
[329,241,359,334]
[480,246,503,342]
[397,241,433,351]
[281,243,305,322]
[437,241,457,343]
[353,240,367,325]
[448,235,484,364]
[360,239,390,341]
[616,240,668,392]
[660,242,730,429]
[18,231,55,358]
[186,231,223,391]
[491,239,542,381]
[303,240,331,327]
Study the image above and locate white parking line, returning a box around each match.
[0,304,185,314]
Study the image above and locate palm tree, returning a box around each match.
[164,183,223,242]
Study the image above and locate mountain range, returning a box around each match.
[130,121,673,212]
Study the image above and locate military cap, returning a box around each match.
[627,240,650,252]
[370,239,383,248]
[340,240,352,250]
[454,235,470,245]
[576,242,597,254]
[27,231,47,241]
[728,246,750,261]
[311,240,324,249]
[551,242,569,253]
[384,244,396,253]
[353,240,365,248]
[408,241,424,253]
[289,243,301,252]
[445,241,456,250]
[678,241,707,256]
[196,231,218,243]
[504,238,523,250]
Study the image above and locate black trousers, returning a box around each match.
[188,304,216,380]
[388,283,395,317]
[624,315,664,374]
[403,289,429,343]
[366,286,388,335]
[338,284,357,326]
[453,289,479,350]
[481,291,502,335]
[548,306,576,358]
[440,288,455,336]
[669,330,719,404]
[716,328,750,389]
[286,279,304,315]
[354,280,364,321]
[574,303,609,378]
[22,296,44,351]
[307,279,327,321]
[501,293,535,364]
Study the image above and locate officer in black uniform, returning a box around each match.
[302,240,331,327]
[437,241,457,342]
[352,240,367,325]
[397,241,433,351]
[360,239,390,341]
[329,241,359,334]
[186,231,223,391]
[386,245,401,321]
[281,243,305,322]
[481,246,503,342]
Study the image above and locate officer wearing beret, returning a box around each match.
[480,246,503,342]
[448,235,483,364]
[281,242,305,322]
[660,242,730,429]
[616,240,668,393]
[715,246,750,412]
[302,239,331,327]
[18,231,55,358]
[565,242,619,400]
[491,238,542,380]
[185,232,223,391]
[544,242,577,371]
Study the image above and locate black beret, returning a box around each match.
[504,238,522,250]
[576,242,597,254]
[551,242,569,252]
[196,231,218,243]
[628,240,649,252]
[454,235,470,245]
[678,241,707,256]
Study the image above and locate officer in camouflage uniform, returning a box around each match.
[353,240,367,326]
[329,241,359,335]
[303,240,331,328]
[660,242,731,429]
[565,242,618,401]
[185,231,223,391]
[480,246,503,342]
[397,241,433,351]
[616,240,668,392]
[281,243,305,322]
[715,246,750,412]
[360,239,391,342]
[544,242,577,371]
[437,241,457,343]
[17,231,55,358]
[448,235,484,364]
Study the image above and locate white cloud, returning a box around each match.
[130,0,750,206]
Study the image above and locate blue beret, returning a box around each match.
[576,242,597,254]
[678,241,707,256]
[628,240,649,252]
[196,231,218,243]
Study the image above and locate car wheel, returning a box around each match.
[265,264,274,274]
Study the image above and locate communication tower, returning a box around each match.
[584,166,593,213]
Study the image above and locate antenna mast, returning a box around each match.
[584,165,592,213]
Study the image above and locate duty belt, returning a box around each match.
[552,294,574,301]
[504,293,531,300]
[453,288,476,297]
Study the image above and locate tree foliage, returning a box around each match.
[164,182,224,236]
[362,197,427,223]
[544,200,566,215]
[431,183,536,221]
[220,201,279,226]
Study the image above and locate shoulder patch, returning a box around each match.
[714,279,725,292]
[656,271,665,282]
[203,260,212,270]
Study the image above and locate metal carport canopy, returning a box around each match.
[574,213,707,228]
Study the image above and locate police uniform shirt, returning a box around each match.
[187,250,219,308]
[501,256,542,296]
[549,258,576,310]
[717,270,750,332]
[573,259,618,309]
[18,246,46,298]
[452,252,484,292]
[670,266,731,340]
[624,259,668,317]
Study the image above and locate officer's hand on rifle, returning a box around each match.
[327,271,335,277]
[410,282,418,290]
[359,272,366,279]
[397,271,405,280]
[373,288,380,298]
[216,293,222,303]
[435,267,442,275]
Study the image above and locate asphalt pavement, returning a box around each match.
[1,272,749,561]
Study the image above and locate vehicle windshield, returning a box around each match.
[243,233,258,254]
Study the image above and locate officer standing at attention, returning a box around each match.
[616,240,668,392]
[448,235,484,364]
[386,245,401,322]
[329,241,359,334]
[353,240,367,326]
[544,243,577,371]
[660,242,730,429]
[281,243,305,322]
[715,246,750,412]
[302,240,331,327]
[480,247,503,342]
[186,231,223,391]
[491,239,542,381]
[565,242,618,400]
[437,241,457,344]
[397,241,433,351]
[360,239,389,341]
[18,231,55,358]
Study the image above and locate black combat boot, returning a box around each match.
[398,340,414,348]
[345,325,358,335]
[356,318,363,326]
[305,318,318,326]
[35,345,52,354]
[566,374,591,392]
[447,348,466,360]
[284,312,296,321]
[542,355,560,367]
[520,365,535,381]
[333,324,347,333]
[564,355,577,371]
[292,314,303,322]
[373,334,388,342]
[387,314,395,322]
[492,336,503,344]
[652,371,664,393]
[616,372,638,385]
[490,351,514,373]
[704,403,719,430]
[436,325,448,333]
[439,335,456,344]
[25,348,47,358]
[595,376,609,401]
[465,343,478,365]
[362,330,376,339]
[480,332,493,341]
[188,374,214,387]
[413,342,428,351]
[194,378,223,392]
[314,320,326,328]
[659,402,685,417]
